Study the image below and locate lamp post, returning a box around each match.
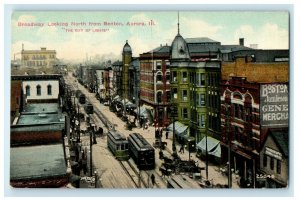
[86,105,94,177]
[170,103,177,156]
[187,137,195,161]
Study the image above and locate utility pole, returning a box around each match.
[226,105,232,188]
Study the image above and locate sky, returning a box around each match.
[11,11,289,63]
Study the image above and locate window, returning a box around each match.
[200,94,205,106]
[270,157,274,170]
[156,72,162,82]
[25,85,30,96]
[156,61,162,70]
[200,114,205,128]
[263,155,268,167]
[173,88,178,99]
[182,108,188,119]
[196,73,200,86]
[166,61,170,70]
[182,90,188,101]
[182,72,187,82]
[36,85,41,96]
[47,85,52,95]
[277,160,281,174]
[172,71,177,82]
[201,73,206,86]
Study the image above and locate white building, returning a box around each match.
[16,74,62,103]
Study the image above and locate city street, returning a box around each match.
[64,72,240,189]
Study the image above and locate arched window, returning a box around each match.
[25,85,30,96]
[36,85,41,96]
[47,84,52,95]
[156,72,162,82]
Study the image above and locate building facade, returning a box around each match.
[169,28,221,148]
[12,74,62,104]
[258,129,288,188]
[21,47,57,68]
[139,45,171,127]
[122,40,132,100]
[220,55,289,188]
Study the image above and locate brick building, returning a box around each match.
[220,54,289,188]
[139,45,171,127]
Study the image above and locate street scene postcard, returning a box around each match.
[10,10,289,189]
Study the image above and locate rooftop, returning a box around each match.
[17,103,64,125]
[10,144,67,180]
[185,37,220,44]
[270,129,289,157]
[23,103,60,113]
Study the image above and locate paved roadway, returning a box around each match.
[64,73,240,189]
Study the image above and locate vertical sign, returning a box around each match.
[260,84,288,127]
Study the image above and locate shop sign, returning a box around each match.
[260,84,288,127]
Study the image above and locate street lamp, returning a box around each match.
[187,137,195,161]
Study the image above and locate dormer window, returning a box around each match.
[179,47,185,54]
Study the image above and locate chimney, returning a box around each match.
[239,38,244,46]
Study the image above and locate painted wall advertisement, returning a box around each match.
[260,84,288,127]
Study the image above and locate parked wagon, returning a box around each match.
[107,130,129,161]
[128,133,155,170]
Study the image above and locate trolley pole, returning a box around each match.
[226,105,232,188]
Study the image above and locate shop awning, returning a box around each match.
[134,106,148,118]
[196,136,221,158]
[167,121,188,137]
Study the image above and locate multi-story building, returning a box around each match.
[10,74,69,187]
[11,74,63,104]
[21,46,57,68]
[122,40,132,100]
[128,58,140,105]
[139,45,171,127]
[220,54,289,188]
[112,60,123,97]
[169,29,221,149]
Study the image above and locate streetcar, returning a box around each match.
[107,130,129,161]
[128,133,155,170]
[78,94,86,104]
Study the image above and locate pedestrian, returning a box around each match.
[151,174,155,187]
[140,118,144,129]
[166,131,169,139]
[160,128,163,138]
[179,144,184,154]
[155,128,159,138]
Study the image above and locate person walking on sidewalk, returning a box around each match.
[166,131,169,139]
[151,174,155,187]
[179,144,184,154]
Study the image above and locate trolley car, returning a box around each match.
[107,130,129,160]
[78,94,86,104]
[128,133,155,170]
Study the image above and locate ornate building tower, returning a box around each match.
[122,40,132,99]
